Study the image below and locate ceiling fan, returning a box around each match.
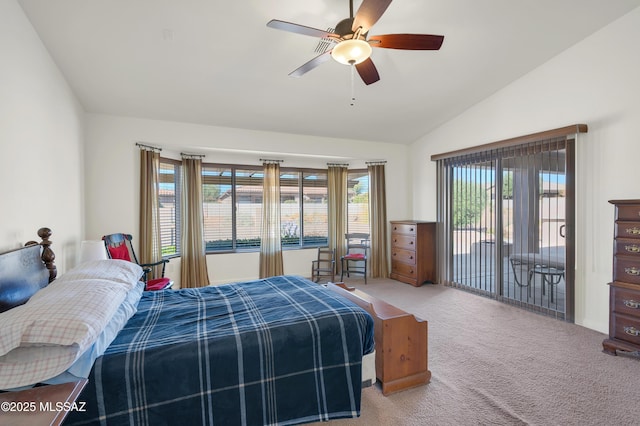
[267,0,444,85]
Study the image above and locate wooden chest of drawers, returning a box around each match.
[389,221,436,287]
[603,200,640,355]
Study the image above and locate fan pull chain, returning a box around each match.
[350,64,356,107]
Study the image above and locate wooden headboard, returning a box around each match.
[0,227,56,313]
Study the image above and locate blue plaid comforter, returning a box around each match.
[66,275,375,426]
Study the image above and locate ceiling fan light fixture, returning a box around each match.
[331,39,372,65]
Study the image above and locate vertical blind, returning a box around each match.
[433,125,586,320]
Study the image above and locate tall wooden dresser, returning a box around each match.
[389,221,437,287]
[603,200,640,355]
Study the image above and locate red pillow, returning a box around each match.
[108,243,131,261]
[146,278,172,291]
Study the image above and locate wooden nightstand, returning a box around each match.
[0,379,87,426]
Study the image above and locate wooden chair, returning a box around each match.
[311,247,336,283]
[102,233,173,291]
[341,233,370,284]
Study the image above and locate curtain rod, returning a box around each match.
[365,160,387,165]
[181,152,205,159]
[431,124,588,161]
[327,162,349,167]
[260,158,284,164]
[136,142,162,152]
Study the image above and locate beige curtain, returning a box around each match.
[139,148,162,278]
[259,162,284,278]
[328,165,348,275]
[368,163,389,278]
[180,156,210,288]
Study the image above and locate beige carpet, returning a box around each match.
[314,278,640,426]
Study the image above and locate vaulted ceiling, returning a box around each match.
[17,0,640,144]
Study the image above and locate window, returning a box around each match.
[279,169,329,248]
[347,170,369,234]
[157,160,342,254]
[302,171,328,246]
[234,168,263,250]
[158,160,180,256]
[202,166,233,251]
[280,171,301,246]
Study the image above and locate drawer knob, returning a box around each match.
[626,227,640,235]
[625,245,640,253]
[623,299,640,309]
[624,267,640,276]
[624,326,640,337]
[410,228,414,232]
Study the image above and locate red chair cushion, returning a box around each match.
[344,253,365,260]
[146,277,172,291]
[108,244,131,261]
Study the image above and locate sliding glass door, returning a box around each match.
[450,157,498,294]
[439,137,575,320]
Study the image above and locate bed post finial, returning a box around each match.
[38,227,57,282]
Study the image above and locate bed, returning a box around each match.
[0,229,375,425]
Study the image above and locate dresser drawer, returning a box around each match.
[616,205,640,221]
[611,284,640,317]
[391,223,418,235]
[614,239,640,257]
[610,313,640,345]
[392,248,416,265]
[613,256,640,284]
[391,234,416,251]
[392,261,418,279]
[615,221,640,240]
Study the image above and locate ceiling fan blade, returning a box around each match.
[369,34,444,50]
[289,51,333,78]
[267,19,338,39]
[352,0,393,34]
[355,58,380,85]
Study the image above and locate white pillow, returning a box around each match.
[46,281,145,384]
[0,259,143,389]
[53,259,143,291]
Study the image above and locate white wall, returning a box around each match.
[411,7,640,333]
[84,114,411,285]
[0,0,85,272]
